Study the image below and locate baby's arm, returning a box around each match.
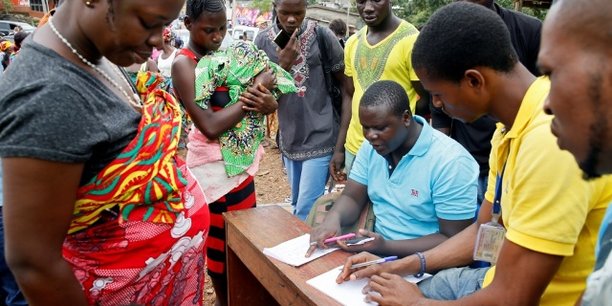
[252,68,276,91]
[240,68,278,115]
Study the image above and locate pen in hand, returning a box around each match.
[306,233,356,257]
[308,233,356,247]
[323,233,356,244]
[349,255,398,270]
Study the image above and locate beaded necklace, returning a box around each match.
[48,18,142,110]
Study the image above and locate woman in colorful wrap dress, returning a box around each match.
[0,0,211,305]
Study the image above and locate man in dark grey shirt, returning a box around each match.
[255,0,345,220]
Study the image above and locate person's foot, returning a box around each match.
[270,140,278,149]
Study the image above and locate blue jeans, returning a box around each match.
[418,267,489,300]
[0,209,28,306]
[477,174,488,206]
[283,154,332,220]
[344,151,356,176]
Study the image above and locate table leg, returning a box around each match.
[226,245,279,306]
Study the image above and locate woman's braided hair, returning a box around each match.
[186,0,226,20]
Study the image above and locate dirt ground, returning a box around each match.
[203,143,291,305]
[254,144,292,204]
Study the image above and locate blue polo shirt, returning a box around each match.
[0,165,3,206]
[349,115,478,240]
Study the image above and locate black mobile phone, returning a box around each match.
[273,29,291,49]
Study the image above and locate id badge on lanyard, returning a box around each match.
[473,168,506,264]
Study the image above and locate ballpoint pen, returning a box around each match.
[323,232,356,244]
[308,233,356,247]
[349,255,398,270]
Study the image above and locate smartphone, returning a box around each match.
[273,29,292,49]
[345,237,375,246]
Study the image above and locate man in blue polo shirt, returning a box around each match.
[307,80,477,257]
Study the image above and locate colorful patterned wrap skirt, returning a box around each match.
[62,88,210,305]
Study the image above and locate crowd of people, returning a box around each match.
[0,0,610,305]
[0,30,29,80]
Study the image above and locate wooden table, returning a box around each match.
[224,205,351,305]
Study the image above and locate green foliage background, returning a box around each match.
[249,0,321,11]
[250,0,274,12]
[394,0,547,28]
[247,0,547,28]
[2,0,14,14]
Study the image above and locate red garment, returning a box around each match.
[62,89,210,305]
[206,176,256,277]
[177,48,198,63]
[175,48,229,96]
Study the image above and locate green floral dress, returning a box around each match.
[194,41,297,176]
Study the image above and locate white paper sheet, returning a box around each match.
[263,234,339,267]
[307,265,432,306]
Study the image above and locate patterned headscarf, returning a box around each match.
[0,41,13,52]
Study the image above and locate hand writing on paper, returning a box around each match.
[305,221,341,258]
[336,251,383,284]
[365,273,426,306]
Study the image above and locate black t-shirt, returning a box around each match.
[496,3,542,76]
[0,40,140,185]
[431,107,496,177]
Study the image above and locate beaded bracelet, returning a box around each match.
[414,252,426,278]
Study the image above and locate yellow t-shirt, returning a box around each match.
[344,21,419,155]
[482,77,612,306]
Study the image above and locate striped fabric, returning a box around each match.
[206,175,256,277]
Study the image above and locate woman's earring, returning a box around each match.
[85,1,93,7]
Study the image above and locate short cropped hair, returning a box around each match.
[412,2,518,82]
[329,19,347,37]
[186,0,225,20]
[360,80,410,117]
[13,31,29,47]
[274,0,306,7]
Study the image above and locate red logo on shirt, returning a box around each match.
[411,189,419,197]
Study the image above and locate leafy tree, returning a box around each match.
[393,0,452,28]
[251,0,274,12]
[2,0,13,14]
[497,0,547,19]
[393,0,547,28]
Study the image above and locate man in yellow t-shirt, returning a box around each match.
[328,0,429,183]
[334,3,612,306]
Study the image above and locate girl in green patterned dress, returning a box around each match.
[174,2,296,304]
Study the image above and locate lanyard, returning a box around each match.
[492,162,506,224]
